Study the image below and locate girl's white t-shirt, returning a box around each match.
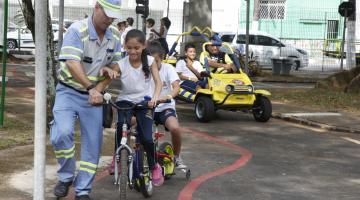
[152,63,180,112]
[116,55,155,103]
[175,59,204,83]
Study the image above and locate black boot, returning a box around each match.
[53,181,72,197]
[75,195,91,200]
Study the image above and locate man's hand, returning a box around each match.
[88,88,103,106]
[100,67,118,79]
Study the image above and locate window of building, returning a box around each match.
[259,0,286,20]
[327,20,339,39]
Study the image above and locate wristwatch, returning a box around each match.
[86,83,96,91]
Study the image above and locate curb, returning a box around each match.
[252,79,318,84]
[272,113,360,134]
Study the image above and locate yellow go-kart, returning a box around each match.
[178,41,272,123]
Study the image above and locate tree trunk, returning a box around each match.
[20,0,57,119]
[20,0,35,39]
[346,0,356,69]
[252,0,260,30]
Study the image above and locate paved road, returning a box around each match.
[5,63,360,200]
[89,103,360,200]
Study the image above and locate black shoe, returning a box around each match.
[53,181,72,197]
[75,195,91,200]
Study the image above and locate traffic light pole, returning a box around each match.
[136,0,149,34]
[142,17,146,34]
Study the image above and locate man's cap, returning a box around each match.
[97,0,121,19]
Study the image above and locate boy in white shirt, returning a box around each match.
[148,41,187,168]
[175,43,206,93]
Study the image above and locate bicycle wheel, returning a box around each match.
[138,147,153,198]
[119,149,128,199]
[159,142,175,180]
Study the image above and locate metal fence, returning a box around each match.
[5,3,184,54]
[239,6,359,72]
[4,2,359,72]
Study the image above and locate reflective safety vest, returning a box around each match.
[57,18,122,92]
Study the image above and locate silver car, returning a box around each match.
[219,30,309,70]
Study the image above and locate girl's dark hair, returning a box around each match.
[147,40,165,59]
[146,18,155,27]
[125,29,150,78]
[161,17,171,29]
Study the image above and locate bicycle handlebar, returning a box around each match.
[103,93,171,111]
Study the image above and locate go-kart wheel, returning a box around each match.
[252,95,272,122]
[195,96,215,122]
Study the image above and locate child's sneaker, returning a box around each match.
[151,163,164,186]
[175,156,187,169]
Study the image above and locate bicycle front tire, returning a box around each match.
[119,149,128,199]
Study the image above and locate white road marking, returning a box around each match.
[281,112,342,117]
[342,137,360,145]
[25,72,35,77]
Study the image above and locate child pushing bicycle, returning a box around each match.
[147,41,187,169]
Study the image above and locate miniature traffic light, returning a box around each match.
[136,0,149,18]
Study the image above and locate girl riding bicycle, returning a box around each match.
[112,29,164,186]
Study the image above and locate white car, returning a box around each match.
[6,24,61,50]
[219,30,309,69]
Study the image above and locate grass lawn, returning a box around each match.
[269,88,360,114]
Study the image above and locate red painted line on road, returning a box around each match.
[177,128,253,200]
[63,127,252,200]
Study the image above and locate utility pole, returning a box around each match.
[245,0,250,71]
[33,0,47,199]
[346,0,356,69]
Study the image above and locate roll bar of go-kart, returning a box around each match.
[167,26,214,57]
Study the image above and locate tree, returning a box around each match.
[20,0,57,117]
[346,0,356,70]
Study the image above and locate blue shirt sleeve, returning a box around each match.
[58,27,83,62]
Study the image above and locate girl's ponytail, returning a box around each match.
[141,49,150,78]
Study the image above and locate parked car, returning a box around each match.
[51,18,74,29]
[218,30,309,69]
[8,22,19,32]
[6,24,61,50]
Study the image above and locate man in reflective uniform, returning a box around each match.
[50,1,121,199]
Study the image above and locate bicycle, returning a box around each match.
[104,93,162,199]
[153,125,191,180]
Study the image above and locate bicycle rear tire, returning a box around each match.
[159,142,175,180]
[119,149,128,199]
